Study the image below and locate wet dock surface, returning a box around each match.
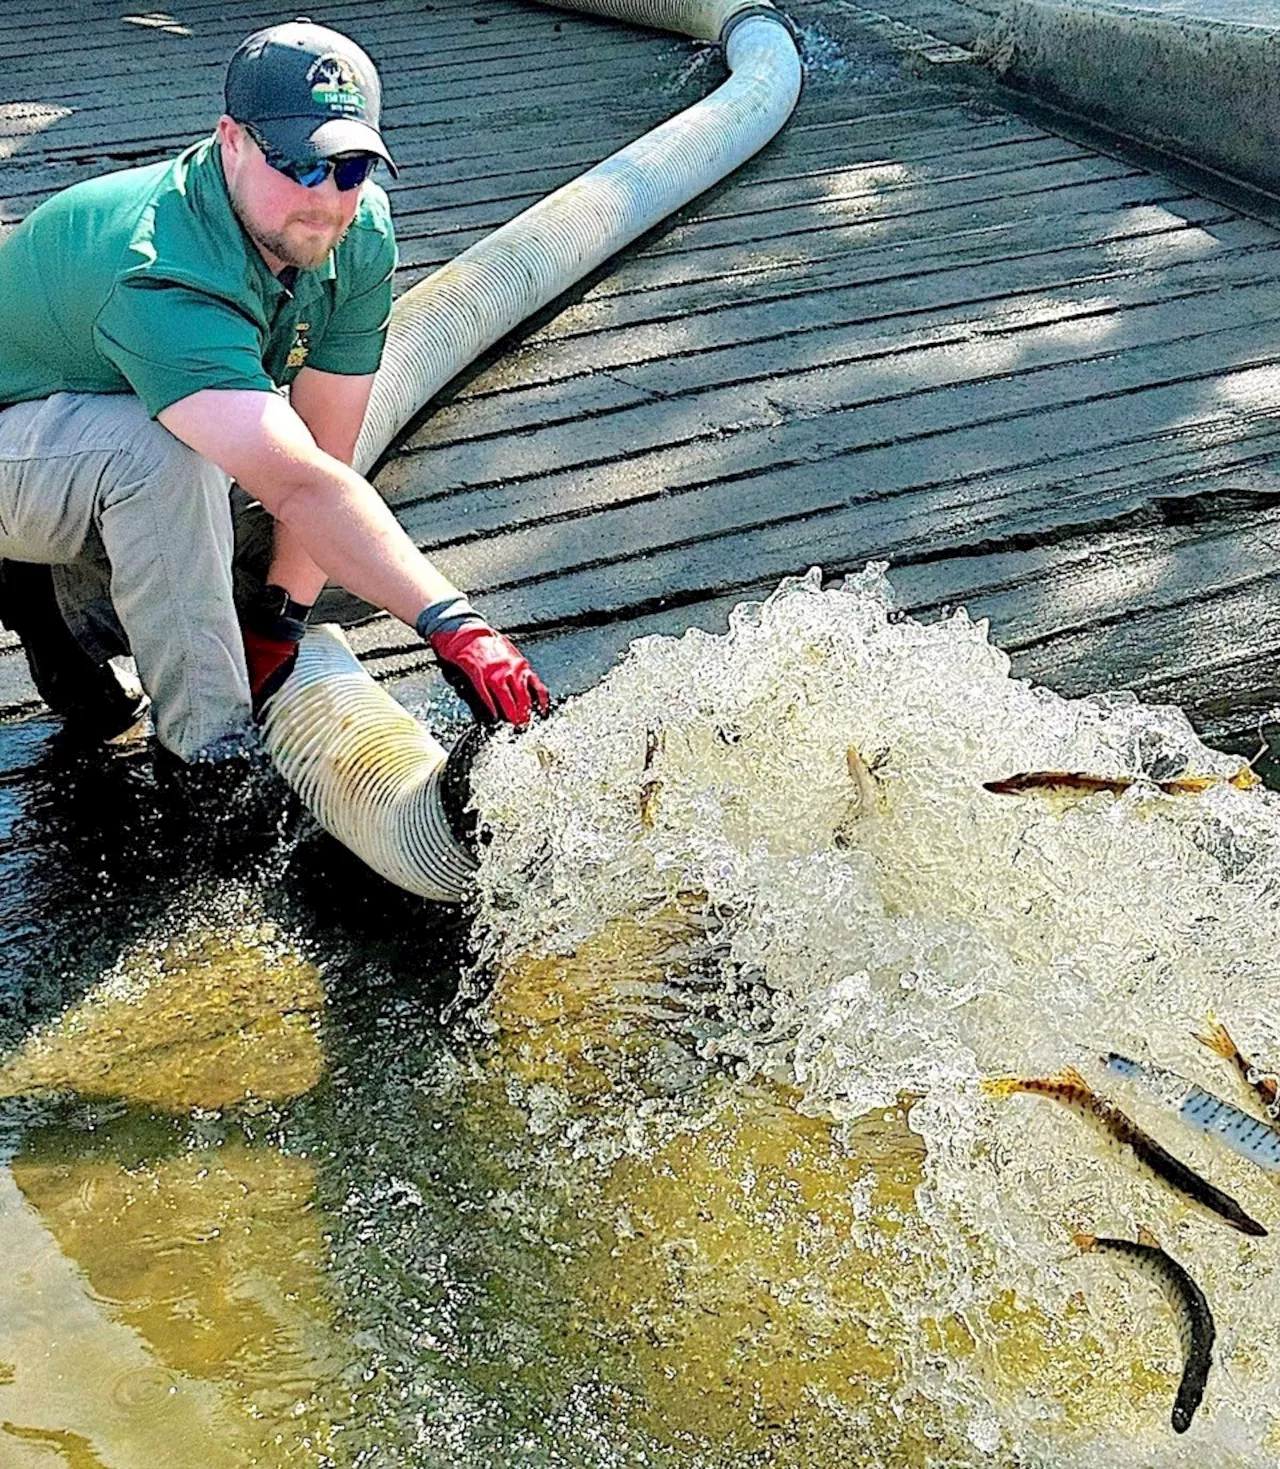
[3,8,1280,1462]
[3,0,1280,749]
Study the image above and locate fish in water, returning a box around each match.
[1194,1017,1280,1120]
[639,726,663,830]
[981,1068,1266,1237]
[983,767,1260,798]
[1104,1052,1280,1174]
[1074,1227,1214,1433]
[841,744,889,827]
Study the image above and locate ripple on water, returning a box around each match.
[110,1363,176,1412]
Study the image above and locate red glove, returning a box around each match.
[240,585,312,713]
[418,597,548,727]
[430,624,549,727]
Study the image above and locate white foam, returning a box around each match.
[469,565,1280,1465]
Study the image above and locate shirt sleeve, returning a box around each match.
[93,276,274,418]
[305,225,397,377]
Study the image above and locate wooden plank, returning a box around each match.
[491,175,1206,315]
[385,373,1280,562]
[386,276,1280,493]
[2,93,984,194]
[1,100,1010,223]
[501,197,1248,345]
[390,162,1166,282]
[380,121,1054,241]
[391,155,1140,274]
[892,488,1280,633]
[2,19,626,92]
[386,354,1280,618]
[2,79,683,170]
[390,134,1088,248]
[0,0,561,64]
[3,41,677,153]
[439,208,1260,411]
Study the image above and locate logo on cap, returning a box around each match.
[306,54,367,116]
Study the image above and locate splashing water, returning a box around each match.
[467,565,1280,1466]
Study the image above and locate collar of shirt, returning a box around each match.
[180,138,338,313]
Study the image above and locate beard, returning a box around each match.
[252,216,350,270]
[229,187,351,271]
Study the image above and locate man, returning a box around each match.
[0,19,548,763]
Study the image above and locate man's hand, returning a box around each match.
[417,597,549,727]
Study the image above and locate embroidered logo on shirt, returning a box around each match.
[307,56,367,117]
[287,321,311,370]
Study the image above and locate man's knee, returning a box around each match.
[113,412,231,505]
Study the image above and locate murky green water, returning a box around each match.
[0,718,936,1468]
[3,573,1280,1466]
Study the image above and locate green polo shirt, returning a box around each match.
[0,136,396,418]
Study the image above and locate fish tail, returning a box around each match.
[983,1068,1094,1104]
[1072,1231,1098,1253]
[980,1075,1023,1099]
[1193,1016,1239,1063]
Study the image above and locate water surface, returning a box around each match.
[2,571,1279,1466]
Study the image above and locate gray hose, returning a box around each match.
[352,6,801,475]
[543,0,772,44]
[263,0,803,901]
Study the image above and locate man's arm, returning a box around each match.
[160,385,460,624]
[159,385,548,723]
[266,365,377,606]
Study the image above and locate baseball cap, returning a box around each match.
[225,18,398,177]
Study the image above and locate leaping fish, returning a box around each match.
[1074,1228,1214,1434]
[1104,1052,1280,1174]
[981,1068,1266,1237]
[983,767,1260,798]
[638,726,663,831]
[1194,1017,1280,1120]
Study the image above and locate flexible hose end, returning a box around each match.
[439,723,490,856]
[719,3,798,48]
[260,625,478,903]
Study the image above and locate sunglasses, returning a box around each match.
[242,122,380,192]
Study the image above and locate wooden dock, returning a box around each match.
[4,0,1280,753]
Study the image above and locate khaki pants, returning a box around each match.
[0,391,271,761]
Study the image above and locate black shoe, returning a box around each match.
[0,560,150,741]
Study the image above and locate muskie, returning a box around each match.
[983,767,1260,798]
[1075,1228,1214,1433]
[1104,1052,1280,1174]
[981,1068,1267,1236]
[1194,1017,1280,1119]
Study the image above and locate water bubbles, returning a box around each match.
[469,565,1280,1463]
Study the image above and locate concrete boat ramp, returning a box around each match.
[3,0,1280,755]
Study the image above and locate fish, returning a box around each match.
[1074,1227,1214,1433]
[1104,1052,1280,1174]
[639,726,663,830]
[1194,1017,1280,1120]
[843,744,888,821]
[983,767,1260,798]
[981,1068,1266,1237]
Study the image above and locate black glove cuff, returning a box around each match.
[415,595,487,642]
